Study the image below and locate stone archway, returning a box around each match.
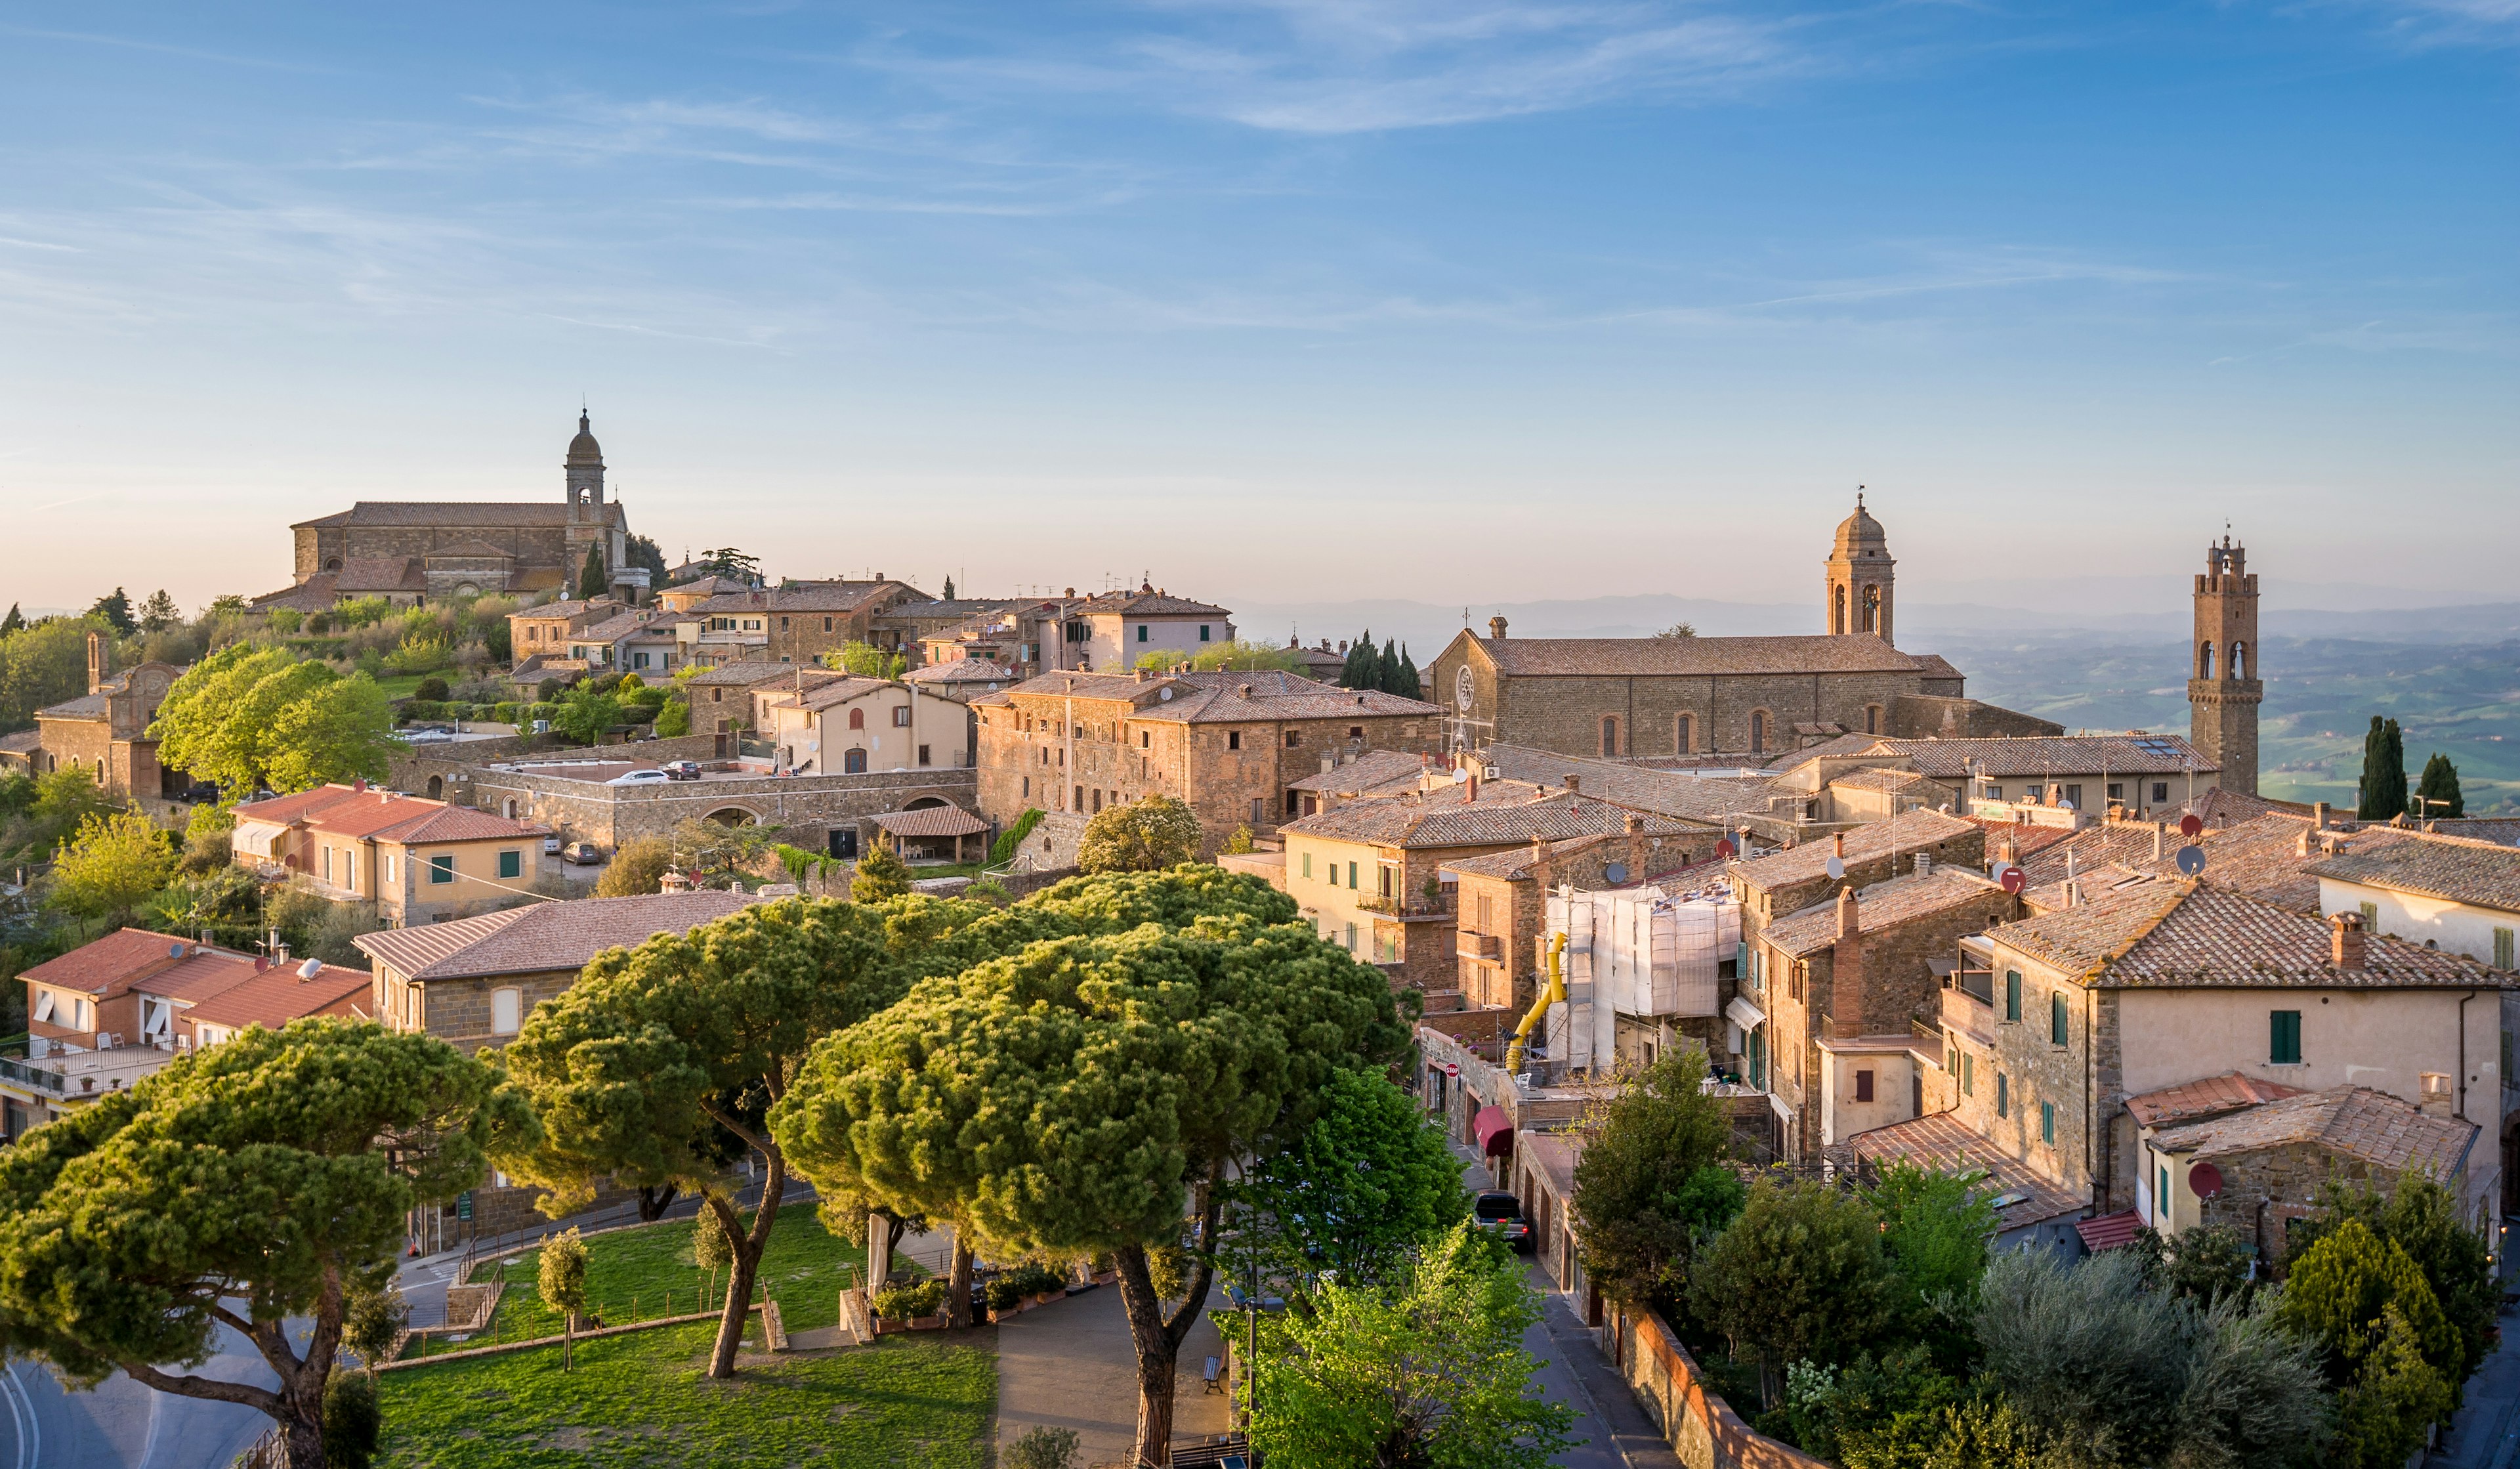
[426,775,444,800]
[704,806,760,827]
[903,796,952,811]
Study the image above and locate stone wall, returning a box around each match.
[388,732,725,799]
[1469,663,1928,761]
[1889,694,2063,741]
[1605,1306,1829,1469]
[457,763,977,852]
[1736,827,1988,936]
[1944,950,2097,1199]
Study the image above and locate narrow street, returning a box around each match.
[2427,1298,2520,1469]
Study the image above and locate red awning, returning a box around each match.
[1473,1105,1515,1157]
[2076,1208,2143,1252]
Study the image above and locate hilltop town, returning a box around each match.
[1,415,2513,1469]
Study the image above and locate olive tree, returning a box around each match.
[0,1020,530,1468]
[772,869,1405,1466]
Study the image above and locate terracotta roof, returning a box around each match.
[21,928,217,1000]
[770,675,896,713]
[904,658,1013,685]
[182,966,373,1031]
[992,670,1438,725]
[0,729,42,755]
[2431,819,2520,847]
[1474,633,1919,678]
[425,540,516,560]
[291,501,623,530]
[1967,817,2085,865]
[570,611,663,643]
[689,583,912,618]
[660,574,750,597]
[2149,1085,2477,1180]
[1910,652,1964,682]
[1288,750,1432,796]
[35,692,112,720]
[2124,1071,2308,1130]
[1993,880,2505,989]
[1845,1111,2087,1230]
[2306,833,2520,914]
[1442,840,1725,888]
[1828,765,1947,797]
[234,785,542,845]
[1478,746,1771,824]
[1763,867,2007,958]
[1729,809,1981,893]
[1074,589,1231,618]
[513,598,627,622]
[1285,784,1700,851]
[351,891,759,981]
[684,661,812,687]
[250,575,338,612]
[870,807,988,838]
[1771,733,2215,780]
[2077,1209,2145,1252]
[2018,815,2429,916]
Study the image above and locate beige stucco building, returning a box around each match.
[231,784,549,927]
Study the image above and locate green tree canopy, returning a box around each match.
[1690,1177,1902,1406]
[819,640,906,679]
[0,1020,530,1468]
[770,868,1406,1465]
[594,835,675,897]
[136,589,181,633]
[151,645,399,799]
[693,547,759,584]
[49,808,177,933]
[1572,1046,1737,1308]
[550,691,623,747]
[0,603,20,635]
[1339,631,1375,690]
[1865,1162,2000,1362]
[2414,753,2464,819]
[2276,1218,2458,1384]
[1245,1223,1575,1469]
[1077,793,1203,873]
[0,615,102,733]
[850,843,914,901]
[89,586,135,633]
[2358,715,2408,820]
[495,894,1007,1377]
[1223,1067,1467,1301]
[577,546,607,600]
[1186,639,1306,673]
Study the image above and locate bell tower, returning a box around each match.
[1824,490,1895,645]
[564,412,605,514]
[2187,534,2261,796]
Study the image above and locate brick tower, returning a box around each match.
[2187,535,2261,796]
[1825,490,1895,645]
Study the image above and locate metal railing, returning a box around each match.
[0,1056,65,1097]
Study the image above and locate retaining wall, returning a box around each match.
[1606,1307,1828,1469]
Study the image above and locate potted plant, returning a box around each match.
[870,1279,948,1334]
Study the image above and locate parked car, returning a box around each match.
[605,768,671,786]
[660,760,702,781]
[1472,1191,1532,1252]
[542,835,562,855]
[564,842,606,866]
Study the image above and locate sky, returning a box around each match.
[0,1,2511,620]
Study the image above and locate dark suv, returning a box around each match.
[660,760,702,781]
[1473,1191,1532,1252]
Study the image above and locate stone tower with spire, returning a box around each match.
[566,411,605,511]
[1824,490,1895,645]
[2188,534,2261,795]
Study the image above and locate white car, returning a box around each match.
[605,769,671,786]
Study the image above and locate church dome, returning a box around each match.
[566,412,603,467]
[1832,492,1887,555]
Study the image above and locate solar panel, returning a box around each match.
[2131,738,2184,760]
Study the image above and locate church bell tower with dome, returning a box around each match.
[565,411,606,512]
[1824,490,1896,646]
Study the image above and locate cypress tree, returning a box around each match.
[1377,638,1403,694]
[0,603,22,634]
[1341,630,1376,689]
[2415,753,2463,820]
[2359,717,2388,820]
[2379,719,2408,820]
[1395,643,1423,700]
[578,546,608,601]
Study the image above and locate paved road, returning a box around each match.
[2429,1297,2520,1469]
[0,1323,279,1469]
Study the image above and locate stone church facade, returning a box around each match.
[259,414,640,610]
[1426,500,2061,762]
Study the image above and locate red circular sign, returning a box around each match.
[2179,814,2204,839]
[2189,1162,2225,1199]
[2000,867,2026,895]
[1716,838,1737,859]
[1442,1061,1460,1078]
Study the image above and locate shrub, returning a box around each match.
[1005,1425,1082,1469]
[413,676,449,702]
[1077,794,1202,873]
[595,836,675,897]
[872,1279,948,1321]
[654,698,690,738]
[322,1368,381,1469]
[1690,1178,1900,1407]
[851,844,914,902]
[990,807,1046,866]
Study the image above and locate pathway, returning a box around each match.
[997,1279,1232,1466]
[2427,1295,2520,1469]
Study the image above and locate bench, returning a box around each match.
[1202,1355,1225,1394]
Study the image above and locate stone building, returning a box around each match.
[1426,502,2049,761]
[970,669,1445,851]
[0,633,186,799]
[460,758,976,860]
[1746,866,2021,1162]
[262,413,643,609]
[2188,536,2263,796]
[2138,1083,2479,1254]
[1769,733,2215,824]
[1060,584,1236,672]
[228,783,550,927]
[1725,810,1986,937]
[752,675,971,775]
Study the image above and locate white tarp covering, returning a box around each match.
[1545,886,1736,1021]
[233,823,280,858]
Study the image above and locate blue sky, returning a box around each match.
[0,1,2511,618]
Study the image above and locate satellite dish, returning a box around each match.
[169,943,186,958]
[1158,687,1173,702]
[2055,799,2074,812]
[1604,862,1630,885]
[2179,813,2204,838]
[2000,867,2026,895]
[299,958,324,979]
[2176,845,2206,876]
[1452,767,1469,784]
[2189,1161,2225,1199]
[1824,855,1845,880]
[1715,837,1737,859]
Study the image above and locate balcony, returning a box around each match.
[1954,967,1994,1006]
[1458,932,1503,962]
[1940,985,1994,1040]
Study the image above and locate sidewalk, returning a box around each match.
[2427,1299,2520,1469]
[997,1279,1232,1466]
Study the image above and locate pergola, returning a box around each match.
[868,805,990,865]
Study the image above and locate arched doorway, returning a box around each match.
[426,775,444,799]
[704,807,758,827]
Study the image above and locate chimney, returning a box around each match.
[1833,832,1846,861]
[1626,814,1648,880]
[2152,822,2165,861]
[2312,801,2330,831]
[1488,615,1509,640]
[2330,912,2366,970]
[1529,836,1552,892]
[1468,770,1479,801]
[1831,887,1865,1031]
[2296,828,2313,857]
[1914,853,1932,878]
[1563,775,1580,794]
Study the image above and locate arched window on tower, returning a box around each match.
[2231,641,2248,679]
[1862,586,1881,633]
[2198,641,2216,679]
[1832,585,1847,635]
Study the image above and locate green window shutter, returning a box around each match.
[1996,1073,2008,1118]
[497,849,522,880]
[2159,1166,2170,1221]
[429,855,455,885]
[2271,1010,2303,1065]
[2042,1101,2055,1145]
[2496,927,2515,971]
[2005,971,2021,1022]
[1960,1053,1973,1096]
[2051,992,2067,1046]
[2359,901,2378,927]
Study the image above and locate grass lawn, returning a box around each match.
[473,1210,879,1341]
[376,1321,996,1468]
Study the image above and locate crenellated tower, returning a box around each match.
[2187,535,2261,795]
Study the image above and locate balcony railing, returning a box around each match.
[1458,932,1503,962]
[0,1055,64,1097]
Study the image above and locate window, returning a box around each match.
[2004,970,2021,1022]
[1137,626,1149,643]
[30,990,52,1024]
[322,847,333,882]
[1986,784,2004,801]
[2051,992,2067,1046]
[2359,901,2378,927]
[1141,731,1150,748]
[1091,789,1103,813]
[1379,865,1393,899]
[1960,1052,1973,1095]
[1022,776,1030,798]
[1864,704,1880,735]
[1601,715,1619,757]
[1302,852,1314,879]
[1347,861,1358,889]
[1250,798,1263,823]
[1750,710,1767,753]
[1073,784,1083,810]
[1675,713,1693,753]
[1343,922,1357,952]
[2152,782,2169,803]
[2107,782,2124,802]
[1285,731,1301,748]
[383,853,396,884]
[2041,1101,2055,1145]
[1347,725,1363,738]
[2270,1010,2303,1065]
[917,744,931,766]
[1855,1069,1874,1102]
[491,989,522,1035]
[1200,625,1212,642]
[781,616,790,630]
[497,849,522,880]
[2159,1165,2171,1224]
[2498,927,2515,971]
[892,706,912,727]
[1996,1073,2009,1118]
[2063,784,2082,810]
[429,855,455,884]
[847,708,866,730]
[1227,731,1242,750]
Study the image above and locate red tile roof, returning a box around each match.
[2124,1071,2307,1130]
[2306,832,2520,915]
[2076,1209,2145,1252]
[1845,1111,2087,1230]
[1993,880,2505,989]
[1762,868,2008,958]
[2149,1085,2477,1180]
[20,928,207,999]
[871,807,988,838]
[1477,633,1921,678]
[182,966,373,1032]
[234,785,541,845]
[1729,809,1981,893]
[352,891,759,981]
